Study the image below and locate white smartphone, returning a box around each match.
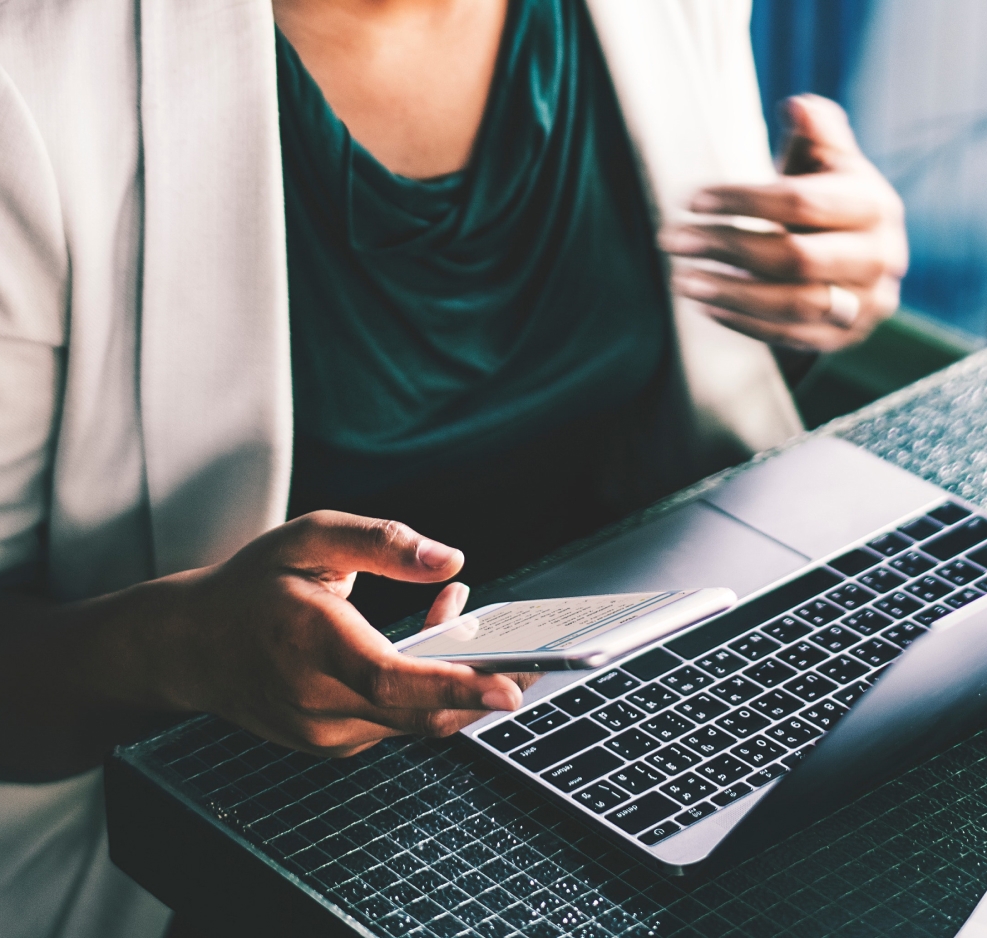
[394,589,736,672]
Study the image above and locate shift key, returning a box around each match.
[510,719,609,772]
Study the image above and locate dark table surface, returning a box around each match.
[113,350,987,938]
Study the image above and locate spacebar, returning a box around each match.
[510,720,609,772]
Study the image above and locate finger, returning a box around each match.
[703,305,858,353]
[691,173,890,232]
[282,510,464,583]
[778,94,863,175]
[674,269,838,325]
[314,592,525,713]
[423,582,470,629]
[662,225,899,287]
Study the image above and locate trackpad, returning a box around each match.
[499,500,807,602]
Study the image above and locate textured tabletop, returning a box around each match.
[118,350,987,938]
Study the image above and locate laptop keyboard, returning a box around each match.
[474,500,987,853]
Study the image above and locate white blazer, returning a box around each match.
[0,2,801,936]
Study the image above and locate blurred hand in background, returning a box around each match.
[661,94,908,353]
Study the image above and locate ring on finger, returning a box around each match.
[825,284,861,329]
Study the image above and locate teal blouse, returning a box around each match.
[277,0,670,623]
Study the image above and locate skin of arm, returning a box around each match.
[0,512,530,781]
[661,95,908,352]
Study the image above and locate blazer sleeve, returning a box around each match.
[0,64,68,586]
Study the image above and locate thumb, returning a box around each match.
[281,510,465,583]
[779,94,863,176]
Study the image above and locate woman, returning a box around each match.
[0,0,905,935]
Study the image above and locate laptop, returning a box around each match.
[462,436,987,873]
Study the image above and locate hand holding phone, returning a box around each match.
[394,589,736,672]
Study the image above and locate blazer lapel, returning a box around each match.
[139,0,292,574]
[585,0,803,468]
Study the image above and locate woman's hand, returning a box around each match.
[661,94,908,352]
[155,512,529,758]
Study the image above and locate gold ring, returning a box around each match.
[826,284,861,328]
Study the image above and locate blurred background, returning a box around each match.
[750,0,987,425]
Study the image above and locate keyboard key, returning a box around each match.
[675,693,729,723]
[749,763,788,787]
[969,545,987,568]
[695,649,746,678]
[622,647,681,681]
[833,681,870,708]
[711,675,763,705]
[937,559,985,586]
[675,802,717,826]
[638,820,681,845]
[841,608,892,636]
[609,761,665,796]
[666,567,842,659]
[605,791,677,832]
[858,567,907,593]
[588,670,640,699]
[605,729,659,761]
[828,547,881,576]
[778,642,828,670]
[542,748,623,793]
[510,719,609,771]
[784,672,838,702]
[905,576,953,603]
[731,736,786,768]
[946,587,984,609]
[516,703,557,726]
[826,583,876,610]
[913,604,952,626]
[766,717,821,748]
[660,772,717,805]
[552,687,606,717]
[660,666,712,695]
[641,711,695,743]
[928,502,971,525]
[479,722,534,753]
[867,532,912,557]
[745,658,797,687]
[591,701,645,732]
[793,599,843,627]
[899,517,943,541]
[729,632,781,660]
[626,683,680,714]
[751,689,803,720]
[873,592,922,619]
[762,616,812,644]
[715,707,769,738]
[527,711,571,734]
[818,655,869,684]
[890,551,936,578]
[801,699,849,731]
[711,782,753,806]
[850,639,902,669]
[647,743,699,776]
[576,781,628,814]
[926,517,987,561]
[810,625,859,654]
[697,753,750,787]
[680,725,737,758]
[882,621,927,649]
[782,747,814,769]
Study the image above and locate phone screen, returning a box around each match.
[402,592,678,658]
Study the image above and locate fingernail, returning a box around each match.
[674,274,717,299]
[661,230,708,255]
[691,191,723,213]
[417,539,463,569]
[481,689,520,712]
